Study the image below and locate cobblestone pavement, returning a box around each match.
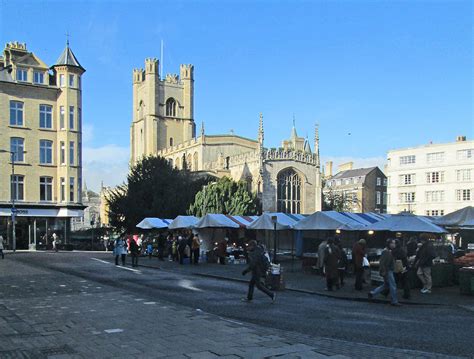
[0,253,469,359]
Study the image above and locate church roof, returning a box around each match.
[331,167,378,180]
[52,43,84,70]
[304,139,312,153]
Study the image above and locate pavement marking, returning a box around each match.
[91,257,142,274]
[134,298,144,301]
[143,302,156,305]
[178,279,202,292]
[104,328,124,334]
[219,317,244,325]
[59,284,66,287]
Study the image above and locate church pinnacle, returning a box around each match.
[258,113,264,145]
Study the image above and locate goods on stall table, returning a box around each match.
[454,253,474,267]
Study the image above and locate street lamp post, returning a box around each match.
[271,215,277,263]
[0,150,17,252]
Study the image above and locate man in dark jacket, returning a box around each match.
[368,239,401,306]
[242,240,275,303]
[129,238,140,267]
[324,238,340,291]
[352,239,366,291]
[415,234,436,294]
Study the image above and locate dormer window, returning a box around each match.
[166,98,176,117]
[34,71,44,84]
[16,68,27,82]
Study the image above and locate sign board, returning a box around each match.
[0,207,83,218]
[468,244,474,250]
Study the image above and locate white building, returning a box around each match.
[386,136,474,216]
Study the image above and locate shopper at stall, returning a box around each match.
[415,234,436,294]
[130,237,140,267]
[383,239,410,300]
[406,237,418,258]
[352,239,366,291]
[324,238,340,291]
[157,234,166,261]
[368,239,401,306]
[241,240,275,303]
[217,238,227,265]
[191,233,200,265]
[335,238,347,287]
[317,239,327,276]
[177,236,187,265]
[114,236,127,266]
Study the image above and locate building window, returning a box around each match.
[69,74,74,87]
[426,171,444,184]
[60,178,65,201]
[59,74,65,87]
[69,177,75,202]
[456,189,471,201]
[60,141,65,164]
[169,137,174,147]
[10,137,24,162]
[193,152,198,171]
[60,106,65,129]
[383,178,387,186]
[39,140,53,164]
[376,191,381,205]
[376,177,382,186]
[78,108,82,131]
[69,141,74,165]
[69,106,74,129]
[277,168,302,214]
[10,101,24,126]
[16,68,27,82]
[383,192,387,205]
[78,76,81,89]
[457,149,473,160]
[456,169,472,182]
[400,155,416,165]
[11,175,24,201]
[399,174,415,185]
[40,176,53,201]
[399,192,415,203]
[426,152,444,163]
[34,71,44,84]
[39,104,52,129]
[425,191,445,202]
[166,98,176,117]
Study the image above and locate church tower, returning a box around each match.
[130,59,195,163]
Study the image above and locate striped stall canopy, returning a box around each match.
[224,215,259,228]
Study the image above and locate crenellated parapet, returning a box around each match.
[156,137,201,156]
[263,148,318,166]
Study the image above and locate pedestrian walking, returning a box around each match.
[114,237,127,266]
[157,234,166,261]
[415,234,436,294]
[217,238,227,265]
[324,238,340,291]
[383,239,411,299]
[368,239,401,306]
[191,233,200,265]
[335,238,347,287]
[146,241,153,259]
[241,240,275,303]
[130,238,140,267]
[352,239,366,291]
[52,233,58,252]
[0,234,5,259]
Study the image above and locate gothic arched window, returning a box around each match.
[166,98,176,117]
[277,168,301,214]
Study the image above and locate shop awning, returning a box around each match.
[136,218,172,229]
[294,211,367,231]
[168,215,199,230]
[434,206,474,229]
[367,213,447,233]
[247,212,305,230]
[194,214,240,229]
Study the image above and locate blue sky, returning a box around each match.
[1,0,472,191]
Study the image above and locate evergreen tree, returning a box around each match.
[188,177,260,216]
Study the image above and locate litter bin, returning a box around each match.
[459,267,474,295]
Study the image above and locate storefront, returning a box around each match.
[0,205,83,250]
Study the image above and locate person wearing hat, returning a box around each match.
[352,238,366,291]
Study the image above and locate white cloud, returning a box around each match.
[321,155,387,175]
[82,144,130,192]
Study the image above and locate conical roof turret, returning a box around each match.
[51,41,84,71]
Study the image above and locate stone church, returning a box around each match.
[130,58,322,214]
